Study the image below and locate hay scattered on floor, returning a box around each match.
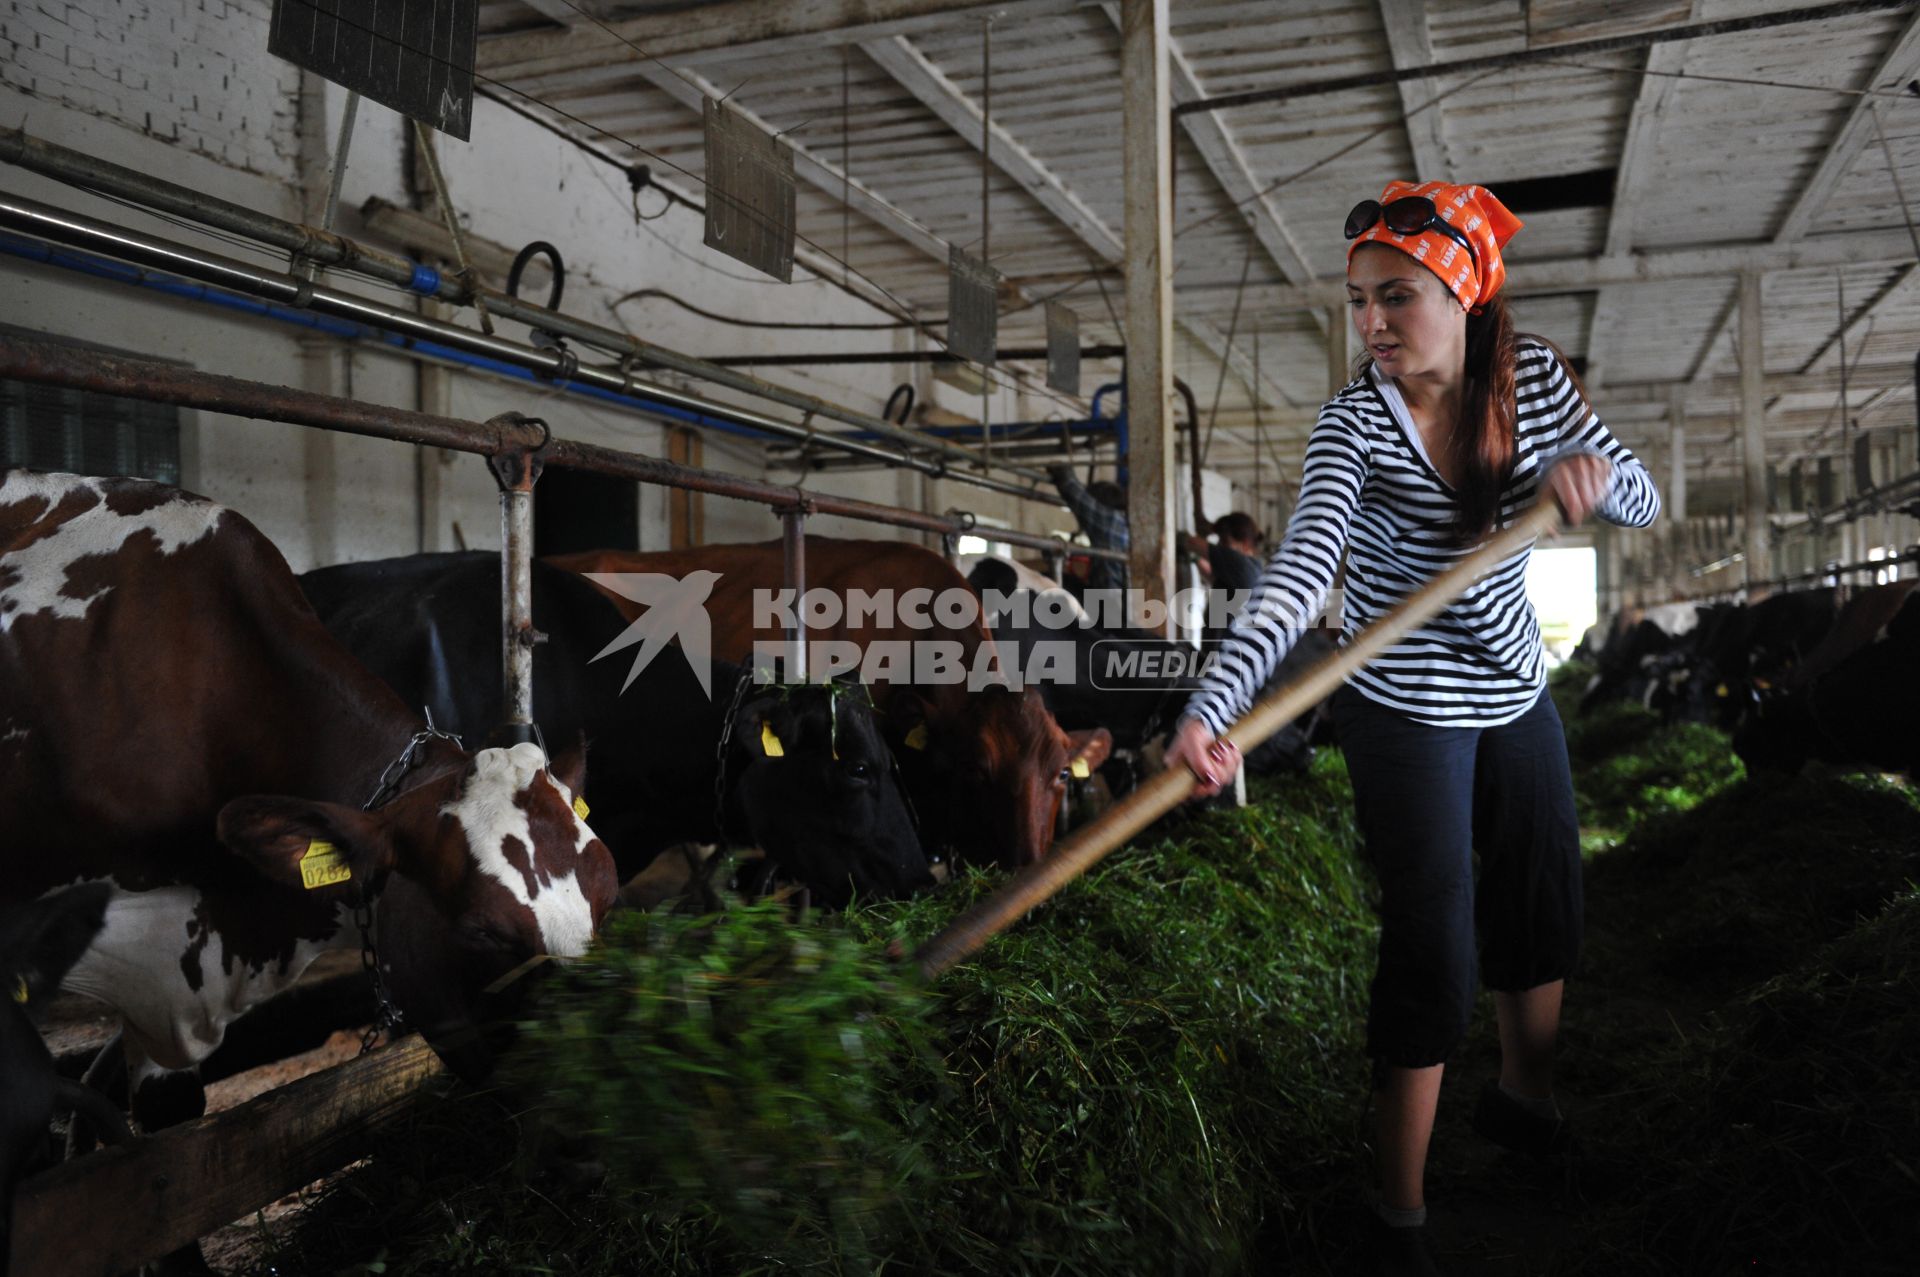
[1568,887,1920,1276]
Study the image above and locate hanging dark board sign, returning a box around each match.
[1816,456,1836,508]
[1788,461,1805,512]
[703,99,797,284]
[1045,302,1080,396]
[1852,433,1875,496]
[269,0,478,140]
[948,246,1000,367]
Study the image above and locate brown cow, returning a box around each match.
[549,538,1110,867]
[0,471,620,1129]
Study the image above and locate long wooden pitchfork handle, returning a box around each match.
[914,500,1563,980]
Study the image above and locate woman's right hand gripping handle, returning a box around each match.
[1165,717,1242,800]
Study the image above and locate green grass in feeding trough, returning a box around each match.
[250,754,1383,1275]
[507,900,935,1266]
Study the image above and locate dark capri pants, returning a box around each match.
[1330,683,1583,1070]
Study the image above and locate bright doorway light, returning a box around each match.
[1528,546,1598,664]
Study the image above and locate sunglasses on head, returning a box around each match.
[1344,195,1476,261]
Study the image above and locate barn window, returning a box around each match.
[0,377,181,484]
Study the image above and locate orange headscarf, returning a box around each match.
[1345,180,1523,313]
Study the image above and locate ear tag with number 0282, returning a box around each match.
[300,839,352,891]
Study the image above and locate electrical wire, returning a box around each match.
[611,287,940,330]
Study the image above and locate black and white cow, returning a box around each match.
[299,551,934,907]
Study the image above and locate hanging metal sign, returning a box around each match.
[947,246,1000,367]
[1851,433,1875,495]
[269,0,478,140]
[1045,302,1080,396]
[1788,460,1805,511]
[703,99,797,284]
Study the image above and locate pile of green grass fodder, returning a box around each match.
[1566,885,1920,1276]
[248,751,1379,1276]
[1558,694,1745,843]
[1581,768,1920,994]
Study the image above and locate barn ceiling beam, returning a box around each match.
[1774,7,1920,242]
[1096,3,1316,288]
[479,0,1076,81]
[1607,361,1916,403]
[631,62,949,261]
[1586,1,1704,388]
[1799,262,1920,373]
[1241,226,1920,309]
[1173,0,1911,117]
[1376,0,1451,178]
[517,0,587,29]
[859,34,1123,260]
[858,30,1301,413]
[1684,9,1920,384]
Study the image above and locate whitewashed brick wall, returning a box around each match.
[1,0,300,178]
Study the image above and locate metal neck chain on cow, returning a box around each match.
[711,668,757,846]
[355,708,466,1054]
[362,708,465,811]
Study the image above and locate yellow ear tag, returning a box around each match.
[1715,683,1729,698]
[11,974,27,1005]
[299,839,352,891]
[904,724,930,751]
[573,796,591,821]
[760,721,786,758]
[1070,757,1092,780]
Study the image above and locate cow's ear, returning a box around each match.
[1066,727,1114,778]
[216,796,393,901]
[547,732,589,798]
[885,688,934,750]
[735,693,796,759]
[1,882,111,1007]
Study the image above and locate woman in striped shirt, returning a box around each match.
[1167,180,1659,1275]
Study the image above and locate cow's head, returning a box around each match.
[892,685,1111,868]
[723,681,934,907]
[216,741,619,1080]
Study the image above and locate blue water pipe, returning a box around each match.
[0,231,778,443]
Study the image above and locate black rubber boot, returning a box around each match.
[1470,1079,1576,1156]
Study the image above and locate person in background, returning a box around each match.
[1049,463,1128,593]
[1165,180,1661,1275]
[1202,511,1265,595]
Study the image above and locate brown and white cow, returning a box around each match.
[0,471,620,1119]
[549,538,1110,868]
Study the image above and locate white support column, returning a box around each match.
[1327,306,1351,398]
[1739,269,1769,598]
[1668,387,1689,594]
[1121,0,1175,631]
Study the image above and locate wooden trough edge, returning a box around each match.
[6,1034,445,1277]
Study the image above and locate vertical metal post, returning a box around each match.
[1045,546,1067,585]
[782,506,808,681]
[502,479,536,729]
[487,416,548,747]
[1739,268,1770,600]
[1668,387,1688,596]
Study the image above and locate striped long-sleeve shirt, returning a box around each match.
[1184,339,1661,734]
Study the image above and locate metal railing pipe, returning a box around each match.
[0,125,1047,482]
[0,192,1055,502]
[0,330,1121,562]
